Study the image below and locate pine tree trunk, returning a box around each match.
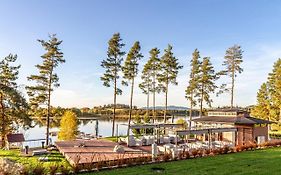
[146,85,150,117]
[127,78,134,136]
[153,75,156,123]
[164,80,168,123]
[200,86,204,117]
[46,68,53,146]
[189,94,193,130]
[279,107,281,123]
[112,76,117,137]
[231,70,235,108]
[0,93,6,148]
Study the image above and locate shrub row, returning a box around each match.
[2,140,281,175]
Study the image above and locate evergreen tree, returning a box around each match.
[251,83,271,120]
[58,110,78,140]
[139,60,153,117]
[0,54,30,147]
[122,41,143,136]
[267,59,281,122]
[147,48,161,122]
[251,59,281,122]
[185,49,201,128]
[100,33,125,136]
[196,57,218,117]
[26,34,65,145]
[221,45,243,108]
[158,44,182,123]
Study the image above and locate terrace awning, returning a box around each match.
[176,127,237,136]
[121,123,184,130]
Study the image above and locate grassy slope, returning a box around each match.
[0,149,71,170]
[89,147,281,175]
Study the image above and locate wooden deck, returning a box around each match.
[55,139,151,166]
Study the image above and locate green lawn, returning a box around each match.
[87,147,281,175]
[0,149,71,172]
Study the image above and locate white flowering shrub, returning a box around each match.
[0,158,24,175]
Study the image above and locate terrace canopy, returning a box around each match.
[175,127,238,147]
[120,123,184,144]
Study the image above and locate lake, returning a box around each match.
[20,116,189,147]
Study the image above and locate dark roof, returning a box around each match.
[7,133,25,143]
[193,116,274,125]
[208,108,247,113]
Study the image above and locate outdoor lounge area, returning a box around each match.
[55,139,150,166]
[118,123,237,156]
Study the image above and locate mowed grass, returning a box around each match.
[0,149,71,170]
[88,147,281,175]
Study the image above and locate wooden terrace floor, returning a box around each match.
[55,139,151,166]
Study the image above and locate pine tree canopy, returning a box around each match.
[0,54,30,147]
[147,47,161,93]
[101,33,125,95]
[222,45,243,77]
[26,34,65,108]
[158,44,183,91]
[185,49,201,107]
[196,57,218,107]
[122,41,143,85]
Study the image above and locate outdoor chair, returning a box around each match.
[127,136,136,146]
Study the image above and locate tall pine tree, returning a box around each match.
[139,60,153,117]
[147,48,161,122]
[101,33,125,136]
[185,49,201,128]
[0,54,30,147]
[221,45,243,108]
[122,41,143,136]
[158,44,182,123]
[26,34,65,146]
[196,57,218,117]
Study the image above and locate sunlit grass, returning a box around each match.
[86,147,281,175]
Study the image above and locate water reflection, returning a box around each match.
[20,116,187,144]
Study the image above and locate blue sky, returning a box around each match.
[1,0,281,108]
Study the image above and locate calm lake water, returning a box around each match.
[19,116,188,147]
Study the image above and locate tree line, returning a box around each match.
[4,32,278,146]
[100,33,244,136]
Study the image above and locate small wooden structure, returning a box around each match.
[6,133,25,149]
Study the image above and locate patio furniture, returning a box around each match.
[32,149,48,156]
[127,136,136,146]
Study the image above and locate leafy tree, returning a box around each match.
[146,48,161,122]
[0,54,30,147]
[176,119,187,129]
[122,41,143,136]
[185,49,201,128]
[196,57,218,117]
[26,34,65,145]
[220,45,243,108]
[251,83,271,120]
[58,110,78,140]
[158,44,183,123]
[100,33,125,136]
